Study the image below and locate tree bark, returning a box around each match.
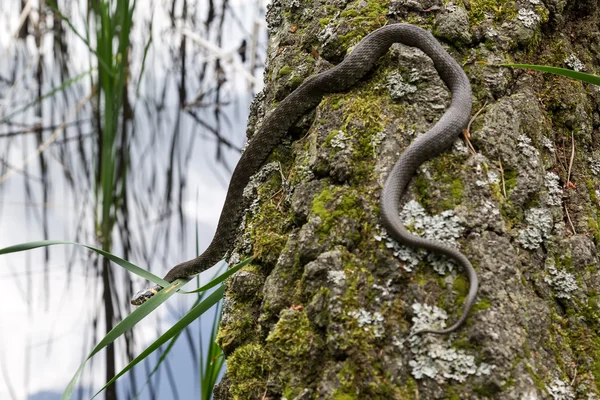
[215,0,600,398]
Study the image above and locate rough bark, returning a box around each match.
[215,0,600,398]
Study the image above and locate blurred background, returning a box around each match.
[0,0,268,398]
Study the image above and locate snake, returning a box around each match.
[131,23,477,335]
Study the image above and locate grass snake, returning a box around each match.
[132,24,477,336]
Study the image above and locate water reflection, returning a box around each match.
[0,0,267,398]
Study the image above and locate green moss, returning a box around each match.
[329,95,345,111]
[253,229,288,264]
[320,17,332,27]
[468,0,518,24]
[267,310,318,358]
[227,343,268,399]
[216,303,257,353]
[278,65,292,78]
[332,0,388,49]
[310,186,365,241]
[412,153,467,213]
[335,88,394,181]
[472,297,491,312]
[453,275,469,298]
[414,175,431,209]
[504,168,518,193]
[332,392,356,400]
[340,9,359,18]
[265,309,323,394]
[453,337,478,351]
[290,75,304,87]
[523,363,546,393]
[449,179,464,204]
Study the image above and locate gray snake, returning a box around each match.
[132,24,477,335]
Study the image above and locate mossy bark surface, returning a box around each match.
[214,0,600,398]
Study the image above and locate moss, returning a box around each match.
[237,143,295,269]
[333,356,399,398]
[310,186,365,242]
[290,75,304,87]
[266,309,323,393]
[331,0,388,50]
[278,65,292,78]
[523,363,547,393]
[453,275,469,299]
[467,0,518,24]
[453,337,478,351]
[216,302,257,353]
[253,229,288,264]
[414,175,432,209]
[503,168,518,193]
[413,153,467,213]
[320,16,332,27]
[328,82,401,182]
[332,392,356,400]
[340,9,359,18]
[449,179,464,205]
[267,309,319,360]
[472,297,491,312]
[329,95,345,111]
[403,376,418,397]
[227,343,268,399]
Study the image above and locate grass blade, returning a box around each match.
[499,63,600,86]
[91,286,226,399]
[60,278,186,400]
[0,240,169,286]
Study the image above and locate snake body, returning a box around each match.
[132,24,477,335]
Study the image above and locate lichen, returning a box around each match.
[348,308,385,338]
[544,172,563,207]
[517,8,541,29]
[517,134,540,166]
[386,73,417,100]
[564,54,585,72]
[589,155,600,176]
[408,303,494,382]
[329,130,350,150]
[517,208,553,249]
[544,258,578,299]
[546,378,575,400]
[375,200,463,274]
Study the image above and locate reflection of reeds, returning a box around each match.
[93,0,133,393]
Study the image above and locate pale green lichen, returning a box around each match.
[517,208,553,250]
[544,172,563,207]
[408,303,494,382]
[375,200,463,274]
[546,378,575,400]
[544,258,578,299]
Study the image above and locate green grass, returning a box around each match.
[500,63,600,86]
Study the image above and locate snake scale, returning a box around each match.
[132,24,477,335]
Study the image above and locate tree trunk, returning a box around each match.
[215,0,600,398]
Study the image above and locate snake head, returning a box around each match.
[130,285,161,306]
